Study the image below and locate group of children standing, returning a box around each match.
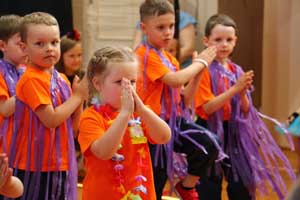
[0,0,297,200]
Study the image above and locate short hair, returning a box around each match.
[20,12,59,42]
[140,0,174,22]
[0,14,22,42]
[205,14,237,37]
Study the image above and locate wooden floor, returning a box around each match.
[161,149,299,200]
[77,149,299,200]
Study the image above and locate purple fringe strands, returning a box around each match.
[141,43,226,190]
[207,61,296,199]
[8,69,77,200]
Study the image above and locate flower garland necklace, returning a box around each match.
[92,101,150,200]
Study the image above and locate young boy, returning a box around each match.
[8,12,88,200]
[135,1,221,199]
[0,14,25,154]
[194,14,295,200]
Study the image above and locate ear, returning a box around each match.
[19,41,26,52]
[0,40,6,52]
[202,37,209,48]
[140,22,147,34]
[92,76,102,92]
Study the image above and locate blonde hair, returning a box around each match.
[20,12,59,42]
[87,46,137,100]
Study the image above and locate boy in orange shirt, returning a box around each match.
[194,14,295,200]
[78,46,171,200]
[0,15,25,154]
[9,12,88,200]
[135,1,223,199]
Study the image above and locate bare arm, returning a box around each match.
[90,78,134,160]
[179,24,196,64]
[35,75,89,128]
[0,97,15,117]
[161,46,217,87]
[132,87,171,144]
[90,111,131,160]
[203,70,254,115]
[182,48,217,107]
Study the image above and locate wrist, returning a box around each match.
[193,58,208,68]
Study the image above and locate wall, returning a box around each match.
[262,0,300,147]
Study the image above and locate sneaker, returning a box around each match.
[175,181,199,200]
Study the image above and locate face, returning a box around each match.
[63,43,82,75]
[23,24,60,70]
[204,24,237,63]
[141,13,175,50]
[93,61,138,110]
[165,38,177,57]
[0,33,26,66]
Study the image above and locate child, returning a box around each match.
[0,14,25,154]
[8,12,88,200]
[78,46,171,200]
[0,153,23,198]
[136,1,223,199]
[194,14,295,200]
[55,29,84,85]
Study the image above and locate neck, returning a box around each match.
[216,58,229,69]
[145,40,163,51]
[29,62,54,74]
[64,68,77,76]
[3,56,17,66]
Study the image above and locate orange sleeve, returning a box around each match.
[78,108,106,153]
[194,68,215,119]
[0,74,9,100]
[137,46,171,82]
[18,77,52,111]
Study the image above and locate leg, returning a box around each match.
[149,143,168,200]
[174,118,219,199]
[196,173,222,200]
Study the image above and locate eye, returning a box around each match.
[114,80,122,85]
[35,41,44,47]
[214,38,222,43]
[52,40,59,46]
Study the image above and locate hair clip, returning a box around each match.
[66,29,81,41]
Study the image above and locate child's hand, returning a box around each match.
[130,85,145,114]
[235,70,254,95]
[0,153,12,189]
[72,74,89,101]
[120,78,134,116]
[193,46,217,67]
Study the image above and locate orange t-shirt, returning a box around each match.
[194,66,234,120]
[14,66,71,171]
[136,44,181,117]
[78,105,156,200]
[0,73,13,153]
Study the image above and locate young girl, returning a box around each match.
[78,46,171,200]
[55,29,84,85]
[194,14,295,200]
